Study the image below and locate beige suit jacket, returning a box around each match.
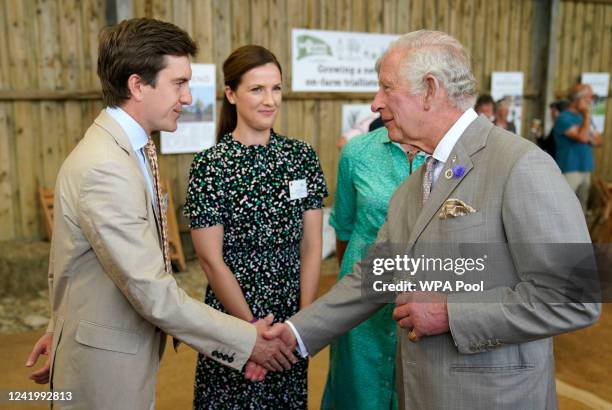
[290,116,600,409]
[47,110,255,409]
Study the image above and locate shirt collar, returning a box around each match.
[370,126,391,144]
[374,127,412,151]
[105,106,149,151]
[431,108,478,164]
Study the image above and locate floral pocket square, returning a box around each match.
[438,198,477,219]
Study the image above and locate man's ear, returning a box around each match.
[127,74,146,102]
[225,85,236,104]
[422,75,440,111]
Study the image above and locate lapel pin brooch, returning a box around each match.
[445,165,465,179]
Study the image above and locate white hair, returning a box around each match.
[376,30,477,110]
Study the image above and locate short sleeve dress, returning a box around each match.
[185,131,328,409]
[323,127,425,410]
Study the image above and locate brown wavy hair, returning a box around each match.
[97,18,198,107]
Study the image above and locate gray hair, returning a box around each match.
[568,84,592,102]
[496,97,512,110]
[376,30,477,110]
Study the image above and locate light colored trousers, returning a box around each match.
[563,171,591,213]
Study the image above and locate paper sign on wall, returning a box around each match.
[161,64,216,154]
[491,71,524,135]
[581,72,609,134]
[292,29,399,92]
[341,104,379,141]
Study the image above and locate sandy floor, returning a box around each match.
[1,259,610,409]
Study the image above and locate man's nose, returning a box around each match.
[371,89,384,113]
[182,87,193,105]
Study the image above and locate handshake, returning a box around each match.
[245,315,298,381]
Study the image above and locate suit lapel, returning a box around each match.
[93,110,162,237]
[406,115,492,249]
[407,144,473,249]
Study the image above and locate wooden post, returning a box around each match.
[544,0,561,134]
[106,0,134,25]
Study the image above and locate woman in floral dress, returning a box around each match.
[185,45,327,409]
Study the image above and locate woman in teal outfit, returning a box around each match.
[322,126,425,410]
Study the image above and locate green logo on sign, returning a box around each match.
[296,35,333,60]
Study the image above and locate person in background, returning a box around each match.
[474,94,495,121]
[185,45,328,409]
[494,97,517,133]
[322,126,425,410]
[368,116,385,131]
[538,99,570,158]
[336,113,380,150]
[552,84,603,213]
[551,99,570,123]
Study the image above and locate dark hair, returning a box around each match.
[550,99,570,113]
[97,18,198,107]
[474,94,495,110]
[217,45,282,142]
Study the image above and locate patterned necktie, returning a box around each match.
[144,139,172,274]
[422,156,437,205]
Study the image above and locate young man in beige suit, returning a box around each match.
[263,30,600,409]
[25,18,294,409]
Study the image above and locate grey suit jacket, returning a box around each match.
[290,116,600,409]
[48,111,255,409]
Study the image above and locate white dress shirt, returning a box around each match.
[105,106,156,201]
[287,108,479,357]
[430,108,478,183]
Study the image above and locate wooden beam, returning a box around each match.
[0,90,103,101]
[544,0,562,133]
[105,0,133,25]
[0,90,378,101]
[562,0,612,5]
[3,87,611,103]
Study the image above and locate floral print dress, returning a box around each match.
[185,132,328,409]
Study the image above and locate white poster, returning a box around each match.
[161,64,216,154]
[341,104,379,141]
[491,71,524,135]
[292,29,399,92]
[581,72,609,133]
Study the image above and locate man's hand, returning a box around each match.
[263,323,297,352]
[577,98,592,116]
[26,332,53,384]
[244,361,267,382]
[249,315,297,372]
[592,131,603,147]
[243,316,274,382]
[393,292,449,341]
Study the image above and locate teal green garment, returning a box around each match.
[322,127,425,410]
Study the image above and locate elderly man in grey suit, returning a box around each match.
[25,18,293,409]
[263,30,600,409]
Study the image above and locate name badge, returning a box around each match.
[289,179,308,200]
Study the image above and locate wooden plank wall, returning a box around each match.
[131,0,546,228]
[1,0,610,241]
[554,0,612,179]
[0,0,106,240]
